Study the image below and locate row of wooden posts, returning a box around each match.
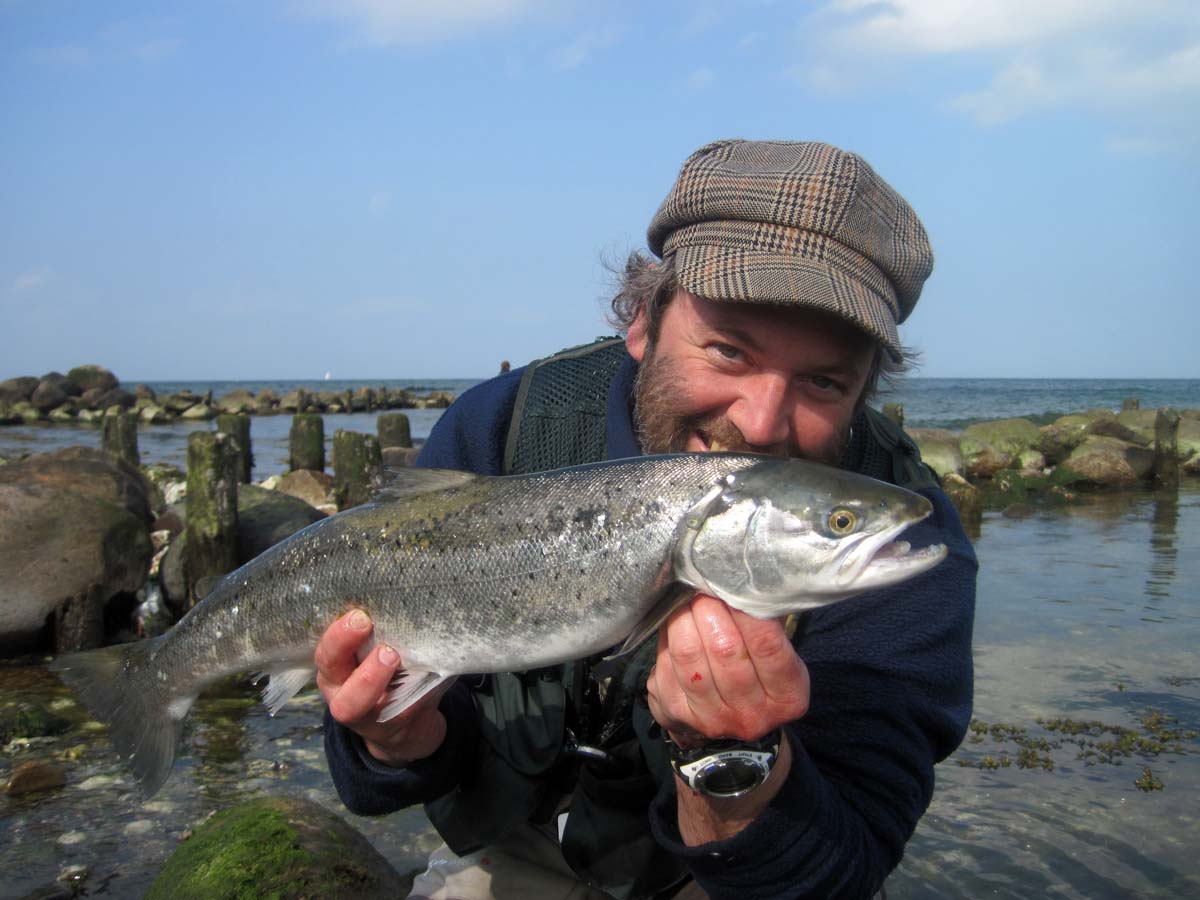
[100,410,414,607]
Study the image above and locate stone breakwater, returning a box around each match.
[0,364,454,427]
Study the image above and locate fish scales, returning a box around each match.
[49,452,947,796]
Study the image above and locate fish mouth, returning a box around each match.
[834,509,947,590]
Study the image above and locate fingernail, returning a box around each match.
[378,645,398,665]
[348,609,371,631]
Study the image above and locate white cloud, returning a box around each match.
[297,0,552,46]
[804,0,1200,148]
[548,26,621,70]
[11,269,52,293]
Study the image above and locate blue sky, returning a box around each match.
[2,1,1198,380]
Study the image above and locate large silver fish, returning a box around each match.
[50,453,946,796]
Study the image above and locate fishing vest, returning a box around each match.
[424,337,938,900]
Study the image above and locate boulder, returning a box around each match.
[163,390,202,414]
[179,403,217,421]
[0,447,153,525]
[961,418,1040,458]
[351,386,376,411]
[941,473,981,535]
[1090,417,1150,446]
[0,403,19,426]
[15,401,44,423]
[965,446,1012,479]
[255,388,280,414]
[145,796,412,900]
[139,404,173,424]
[382,446,421,468]
[1038,423,1088,466]
[908,428,963,479]
[30,379,68,412]
[279,389,311,413]
[85,387,135,411]
[415,390,454,409]
[1053,436,1155,488]
[217,389,257,415]
[0,480,151,654]
[1016,449,1047,474]
[66,365,119,395]
[236,483,325,563]
[134,383,158,401]
[275,469,335,509]
[47,405,76,423]
[0,376,39,405]
[5,760,67,796]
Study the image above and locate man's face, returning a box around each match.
[626,291,876,464]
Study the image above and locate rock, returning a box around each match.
[1053,436,1155,488]
[0,702,71,744]
[0,449,154,652]
[145,796,412,900]
[5,760,67,796]
[1017,449,1046,474]
[966,446,1013,479]
[351,386,375,411]
[255,388,280,414]
[160,538,187,618]
[134,383,157,401]
[47,405,76,422]
[15,401,45,423]
[0,376,39,404]
[236,484,325,563]
[0,403,20,425]
[139,404,172,424]
[276,469,335,509]
[30,379,69,412]
[0,447,153,524]
[941,473,981,535]
[382,446,421,468]
[1090,417,1150,446]
[279,389,311,413]
[908,428,962,478]
[962,417,1040,458]
[66,365,119,395]
[217,389,257,415]
[89,387,136,411]
[415,390,454,409]
[1038,423,1088,466]
[179,403,217,421]
[162,390,202,414]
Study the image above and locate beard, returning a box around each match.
[632,342,850,465]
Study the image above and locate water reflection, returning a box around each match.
[1146,488,1178,601]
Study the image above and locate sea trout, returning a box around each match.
[50,453,946,796]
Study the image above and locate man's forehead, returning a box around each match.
[686,292,877,355]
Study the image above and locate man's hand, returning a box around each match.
[646,593,810,844]
[316,609,450,766]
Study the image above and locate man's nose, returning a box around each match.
[728,373,792,451]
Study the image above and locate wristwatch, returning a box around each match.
[665,730,782,799]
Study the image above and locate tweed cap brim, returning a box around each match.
[664,220,902,358]
[647,139,933,361]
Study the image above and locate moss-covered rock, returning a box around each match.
[1052,436,1155,487]
[146,796,411,900]
[962,418,1041,458]
[908,428,962,479]
[941,473,981,535]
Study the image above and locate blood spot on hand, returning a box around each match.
[691,672,702,683]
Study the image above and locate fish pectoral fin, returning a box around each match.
[256,665,316,716]
[378,670,457,722]
[370,467,480,503]
[607,584,694,659]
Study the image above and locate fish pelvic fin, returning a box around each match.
[253,664,316,716]
[49,637,190,798]
[378,670,456,721]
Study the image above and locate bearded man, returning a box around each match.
[316,139,978,900]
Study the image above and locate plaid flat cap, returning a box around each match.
[647,139,933,359]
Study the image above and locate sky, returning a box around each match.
[2,0,1198,381]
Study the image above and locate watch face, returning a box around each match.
[695,758,765,797]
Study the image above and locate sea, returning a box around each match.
[1,376,1199,897]
[1,376,1197,482]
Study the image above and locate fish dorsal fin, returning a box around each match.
[370,467,480,503]
[607,583,694,659]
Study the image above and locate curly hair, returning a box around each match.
[606,251,916,404]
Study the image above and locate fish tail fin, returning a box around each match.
[50,637,190,797]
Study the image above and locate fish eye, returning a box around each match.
[828,508,858,535]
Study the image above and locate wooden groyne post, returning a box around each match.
[377,412,412,449]
[101,411,139,467]
[1153,407,1180,489]
[333,429,381,510]
[184,431,240,608]
[216,412,253,483]
[289,413,325,472]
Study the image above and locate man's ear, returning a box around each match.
[625,308,649,362]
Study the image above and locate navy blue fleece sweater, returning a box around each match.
[324,354,978,899]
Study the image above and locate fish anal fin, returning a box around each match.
[257,665,315,716]
[378,670,456,721]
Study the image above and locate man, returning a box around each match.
[318,140,977,899]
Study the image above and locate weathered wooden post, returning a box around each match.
[377,412,412,449]
[101,411,139,467]
[216,412,253,484]
[333,429,382,510]
[882,403,904,429]
[184,431,240,608]
[1153,407,1180,489]
[289,413,325,472]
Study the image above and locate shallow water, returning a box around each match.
[2,485,1198,898]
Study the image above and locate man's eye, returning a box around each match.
[809,375,842,393]
[713,344,742,360]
